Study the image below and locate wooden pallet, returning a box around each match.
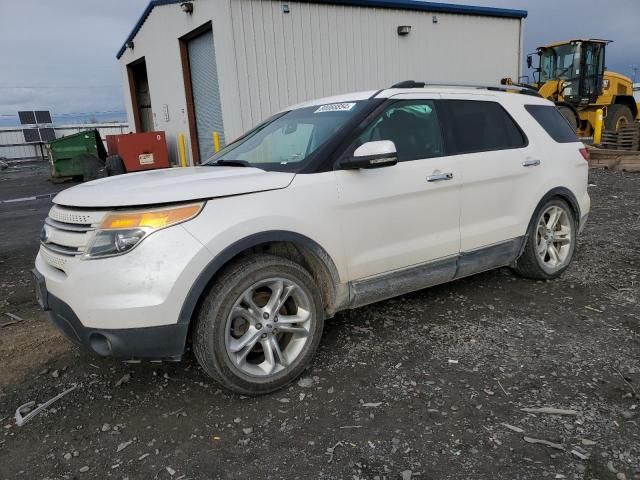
[598,121,640,151]
[588,146,640,171]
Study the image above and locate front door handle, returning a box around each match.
[522,159,541,167]
[427,172,454,182]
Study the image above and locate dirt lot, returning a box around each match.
[0,167,638,480]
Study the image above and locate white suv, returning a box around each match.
[34,82,590,394]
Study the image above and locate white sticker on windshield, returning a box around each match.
[314,102,356,113]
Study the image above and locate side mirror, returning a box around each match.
[338,140,398,170]
[526,55,533,69]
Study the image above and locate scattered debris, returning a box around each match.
[501,423,524,433]
[362,402,383,408]
[523,436,565,451]
[401,470,413,480]
[448,359,459,364]
[521,407,578,416]
[166,466,176,476]
[570,447,590,460]
[116,440,133,453]
[114,373,131,387]
[15,384,78,426]
[297,377,314,388]
[0,312,23,327]
[325,441,343,463]
[79,466,89,473]
[584,305,604,313]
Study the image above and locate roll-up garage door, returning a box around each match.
[187,29,224,162]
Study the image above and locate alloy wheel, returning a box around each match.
[536,205,573,271]
[224,277,312,377]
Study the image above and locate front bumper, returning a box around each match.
[34,269,187,359]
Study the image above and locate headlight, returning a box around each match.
[83,202,203,259]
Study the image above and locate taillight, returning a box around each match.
[579,147,590,162]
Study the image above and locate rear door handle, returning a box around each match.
[427,172,454,182]
[522,159,541,167]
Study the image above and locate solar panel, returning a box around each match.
[23,128,41,142]
[35,110,52,124]
[39,127,56,142]
[18,111,37,125]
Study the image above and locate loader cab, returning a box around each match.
[535,39,608,105]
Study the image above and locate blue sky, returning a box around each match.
[0,0,638,120]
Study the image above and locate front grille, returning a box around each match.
[40,206,108,270]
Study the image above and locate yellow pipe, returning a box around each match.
[593,108,604,145]
[213,131,221,153]
[178,133,187,167]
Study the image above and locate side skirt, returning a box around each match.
[346,237,524,310]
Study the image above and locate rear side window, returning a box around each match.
[442,100,527,154]
[525,105,579,143]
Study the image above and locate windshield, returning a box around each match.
[203,101,366,172]
[539,44,580,83]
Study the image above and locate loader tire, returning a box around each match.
[605,104,633,132]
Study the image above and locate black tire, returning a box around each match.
[604,104,633,132]
[105,155,126,176]
[512,198,577,280]
[557,106,578,130]
[193,254,325,395]
[78,154,106,182]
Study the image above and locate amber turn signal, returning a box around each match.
[100,203,203,230]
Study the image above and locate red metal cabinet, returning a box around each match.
[106,132,170,172]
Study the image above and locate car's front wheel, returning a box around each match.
[513,198,577,280]
[193,254,324,395]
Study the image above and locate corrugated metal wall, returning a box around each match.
[228,0,522,131]
[118,0,522,164]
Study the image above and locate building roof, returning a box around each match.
[116,0,528,60]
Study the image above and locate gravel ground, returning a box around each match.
[0,168,638,480]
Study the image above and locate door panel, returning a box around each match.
[335,96,460,281]
[440,94,543,252]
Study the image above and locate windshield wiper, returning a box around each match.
[210,159,250,167]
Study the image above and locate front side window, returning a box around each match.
[204,101,367,171]
[443,100,526,154]
[355,100,444,162]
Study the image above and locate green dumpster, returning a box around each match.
[48,130,107,182]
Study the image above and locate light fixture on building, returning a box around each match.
[432,15,438,23]
[282,4,290,13]
[126,41,134,50]
[180,2,194,14]
[397,25,411,36]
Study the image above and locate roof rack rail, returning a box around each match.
[389,80,542,97]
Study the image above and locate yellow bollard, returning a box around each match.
[594,108,604,145]
[213,131,221,153]
[178,133,187,167]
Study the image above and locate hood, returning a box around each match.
[53,166,295,208]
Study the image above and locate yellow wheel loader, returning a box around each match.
[503,39,640,137]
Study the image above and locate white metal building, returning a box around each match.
[117,0,527,165]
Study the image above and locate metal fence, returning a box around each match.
[0,123,129,162]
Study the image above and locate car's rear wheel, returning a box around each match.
[513,198,576,280]
[193,254,324,395]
